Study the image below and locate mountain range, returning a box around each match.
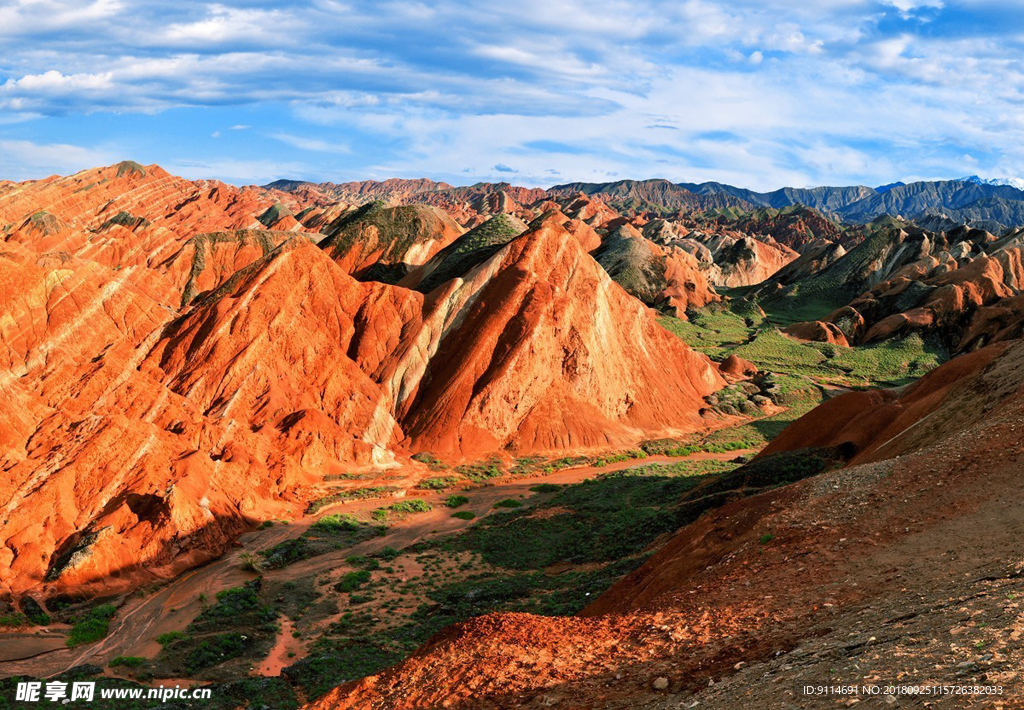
[4,161,1024,710]
[269,175,1024,231]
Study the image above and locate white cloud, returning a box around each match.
[0,0,1023,188]
[159,4,302,45]
[0,139,116,180]
[270,132,351,154]
[161,157,314,185]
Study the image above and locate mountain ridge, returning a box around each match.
[267,175,1024,229]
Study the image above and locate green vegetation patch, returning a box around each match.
[261,517,385,569]
[109,656,146,668]
[66,604,117,647]
[155,580,279,677]
[312,514,362,533]
[305,486,398,515]
[454,459,505,482]
[420,476,459,490]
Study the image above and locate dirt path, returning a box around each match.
[0,449,751,680]
[255,617,303,677]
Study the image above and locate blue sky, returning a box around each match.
[0,0,1022,189]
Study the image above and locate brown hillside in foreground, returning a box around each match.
[309,338,1024,710]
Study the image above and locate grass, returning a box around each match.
[730,328,943,387]
[66,604,118,648]
[0,613,27,627]
[109,656,146,668]
[185,633,251,672]
[305,486,398,515]
[450,473,717,570]
[260,518,386,570]
[157,630,188,646]
[455,459,505,482]
[659,306,757,358]
[155,580,280,676]
[312,514,362,533]
[420,476,459,490]
[258,445,839,702]
[529,483,562,493]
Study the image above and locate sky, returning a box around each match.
[0,0,1022,190]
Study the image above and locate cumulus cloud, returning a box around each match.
[0,0,1022,187]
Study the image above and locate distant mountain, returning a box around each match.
[680,182,876,214]
[547,178,754,213]
[960,175,1024,190]
[552,178,1024,229]
[875,182,906,193]
[267,176,1024,230]
[837,179,1024,224]
[266,177,453,203]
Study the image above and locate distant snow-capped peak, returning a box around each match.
[959,175,1024,190]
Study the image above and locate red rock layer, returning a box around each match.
[391,219,725,455]
[0,166,726,598]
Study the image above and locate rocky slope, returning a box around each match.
[594,224,719,316]
[309,337,1024,710]
[763,220,1024,354]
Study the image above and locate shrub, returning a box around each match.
[759,533,775,544]
[185,633,249,672]
[334,570,371,593]
[444,495,469,508]
[199,584,261,621]
[452,511,476,520]
[420,477,458,490]
[312,514,361,533]
[389,499,432,514]
[380,546,400,561]
[455,460,504,482]
[494,499,522,509]
[66,604,117,647]
[21,597,50,626]
[529,483,561,494]
[109,656,146,668]
[0,613,27,627]
[156,630,188,646]
[239,551,264,573]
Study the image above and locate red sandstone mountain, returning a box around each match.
[0,163,724,599]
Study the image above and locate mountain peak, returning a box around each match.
[957,175,1024,190]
